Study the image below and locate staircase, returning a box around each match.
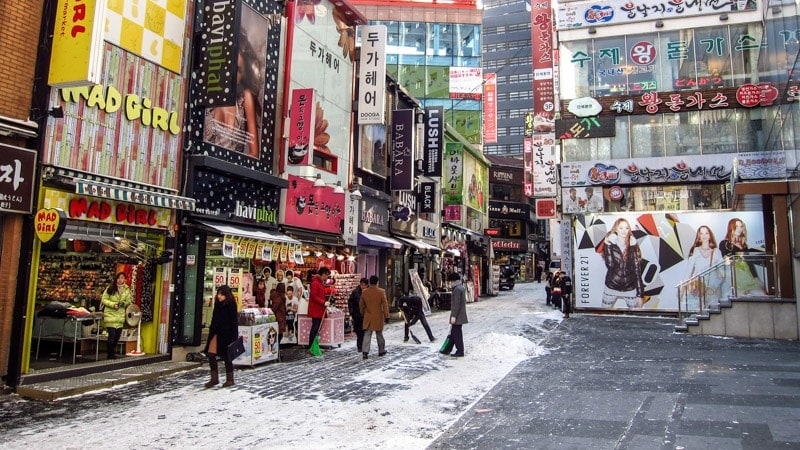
[675,254,799,339]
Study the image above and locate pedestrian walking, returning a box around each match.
[359,275,390,360]
[399,293,435,343]
[348,277,368,352]
[447,272,468,357]
[204,285,239,388]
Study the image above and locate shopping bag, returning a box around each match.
[439,334,453,354]
[227,336,245,361]
[309,334,323,356]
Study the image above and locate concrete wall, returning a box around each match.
[692,301,799,340]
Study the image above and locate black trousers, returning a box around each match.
[106,327,122,357]
[352,318,364,351]
[405,314,435,341]
[309,317,322,347]
[450,324,464,355]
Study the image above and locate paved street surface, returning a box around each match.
[2,281,800,449]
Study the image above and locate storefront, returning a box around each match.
[25,169,195,371]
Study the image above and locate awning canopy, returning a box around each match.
[443,223,484,239]
[357,232,403,249]
[397,236,440,253]
[75,179,196,211]
[196,220,300,245]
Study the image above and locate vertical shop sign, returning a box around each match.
[483,73,497,144]
[531,0,555,132]
[344,195,358,246]
[358,25,387,125]
[391,109,414,191]
[0,144,37,213]
[288,88,315,165]
[419,182,436,213]
[423,106,443,177]
[48,0,106,88]
[444,143,464,205]
[532,134,559,197]
[523,137,533,197]
[194,0,239,105]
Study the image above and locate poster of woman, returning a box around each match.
[573,211,765,311]
[203,4,267,158]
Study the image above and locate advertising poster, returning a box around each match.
[284,174,345,234]
[203,3,267,159]
[573,211,765,311]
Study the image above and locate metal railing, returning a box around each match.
[677,253,779,320]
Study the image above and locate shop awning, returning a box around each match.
[196,220,300,245]
[75,179,196,211]
[357,232,403,249]
[397,236,440,253]
[444,223,484,240]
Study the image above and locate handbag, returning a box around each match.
[227,336,245,361]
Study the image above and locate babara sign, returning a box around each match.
[34,208,67,242]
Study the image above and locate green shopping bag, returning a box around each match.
[439,334,453,354]
[309,334,323,356]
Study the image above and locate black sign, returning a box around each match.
[391,109,414,191]
[418,182,436,213]
[556,115,616,139]
[0,144,36,214]
[194,0,239,106]
[423,106,443,177]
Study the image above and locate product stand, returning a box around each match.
[297,311,345,347]
[234,322,280,366]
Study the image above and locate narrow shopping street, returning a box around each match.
[0,282,560,448]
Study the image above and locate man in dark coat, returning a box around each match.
[348,278,368,352]
[399,293,435,343]
[359,275,390,360]
[447,272,468,357]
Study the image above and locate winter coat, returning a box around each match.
[308,275,327,319]
[359,285,389,331]
[602,235,644,296]
[449,281,469,325]
[101,286,132,329]
[269,289,287,333]
[399,295,424,321]
[348,286,363,329]
[204,297,239,357]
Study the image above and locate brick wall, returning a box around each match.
[0,0,43,383]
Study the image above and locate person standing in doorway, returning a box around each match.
[448,272,468,357]
[348,277,368,353]
[204,285,239,388]
[101,272,132,360]
[359,275,390,360]
[307,267,331,354]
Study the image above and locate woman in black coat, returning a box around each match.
[204,285,239,388]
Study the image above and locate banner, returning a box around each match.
[419,182,436,213]
[444,143,464,204]
[449,67,483,100]
[195,0,239,106]
[287,88,315,166]
[423,106,443,177]
[531,0,555,134]
[483,73,497,144]
[391,109,414,191]
[532,134,558,197]
[358,25,387,125]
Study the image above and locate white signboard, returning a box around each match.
[358,25,387,125]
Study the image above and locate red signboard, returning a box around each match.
[536,198,557,218]
[284,174,345,234]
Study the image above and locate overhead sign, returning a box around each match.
[391,109,414,191]
[567,97,602,117]
[48,0,106,87]
[423,106,443,177]
[536,198,557,219]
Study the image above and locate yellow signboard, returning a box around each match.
[48,0,107,87]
